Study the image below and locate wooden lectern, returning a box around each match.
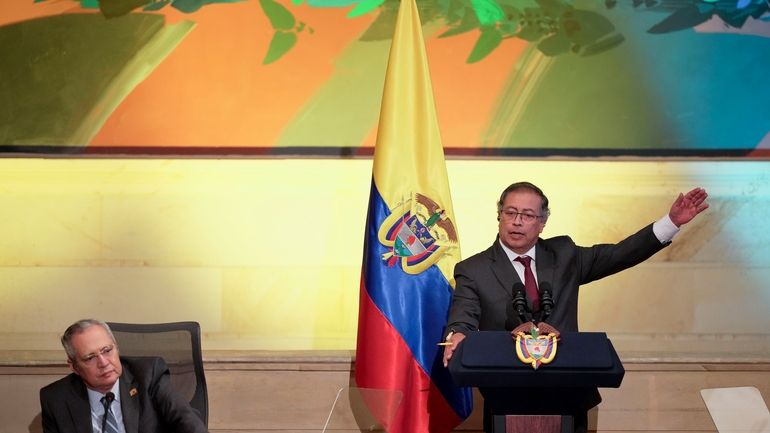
[448,331,625,433]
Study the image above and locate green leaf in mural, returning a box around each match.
[172,0,241,13]
[580,32,624,56]
[517,22,545,42]
[497,4,520,36]
[466,26,502,63]
[470,0,503,26]
[99,0,151,17]
[171,0,206,13]
[537,31,569,56]
[144,0,170,10]
[263,30,297,64]
[438,6,480,38]
[561,9,614,46]
[647,4,713,34]
[347,0,384,18]
[534,0,567,14]
[259,0,296,30]
[414,0,440,24]
[443,0,466,24]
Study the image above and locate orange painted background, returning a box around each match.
[88,2,524,149]
[2,0,768,155]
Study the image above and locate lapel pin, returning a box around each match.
[130,388,138,397]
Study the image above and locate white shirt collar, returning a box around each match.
[498,238,537,264]
[87,380,121,414]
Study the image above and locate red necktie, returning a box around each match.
[515,255,540,311]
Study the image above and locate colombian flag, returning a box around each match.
[354,0,473,431]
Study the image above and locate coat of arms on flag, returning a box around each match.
[378,192,458,275]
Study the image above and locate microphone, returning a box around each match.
[539,282,554,322]
[512,282,528,324]
[102,392,115,433]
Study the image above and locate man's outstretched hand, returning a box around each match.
[669,187,709,227]
[442,332,466,368]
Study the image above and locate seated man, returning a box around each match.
[40,319,208,433]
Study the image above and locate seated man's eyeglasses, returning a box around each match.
[501,210,542,223]
[79,345,116,365]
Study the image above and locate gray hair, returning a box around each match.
[497,181,551,221]
[61,319,116,361]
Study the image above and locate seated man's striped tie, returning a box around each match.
[101,392,120,433]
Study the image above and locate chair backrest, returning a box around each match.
[106,321,208,427]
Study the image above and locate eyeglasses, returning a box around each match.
[78,344,115,365]
[500,210,542,223]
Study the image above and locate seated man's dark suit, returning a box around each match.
[446,223,669,431]
[40,356,207,433]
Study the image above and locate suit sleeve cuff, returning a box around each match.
[447,324,474,336]
[653,214,680,243]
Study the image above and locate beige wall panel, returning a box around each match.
[2,159,770,353]
[207,368,349,430]
[1,160,373,267]
[444,160,762,255]
[581,265,770,335]
[0,367,69,433]
[218,266,359,350]
[0,267,221,350]
[0,194,103,265]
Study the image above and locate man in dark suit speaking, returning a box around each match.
[40,319,208,433]
[442,181,709,432]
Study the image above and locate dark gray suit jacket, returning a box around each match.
[446,223,669,417]
[40,356,207,433]
[448,223,669,334]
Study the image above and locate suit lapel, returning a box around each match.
[120,362,140,433]
[535,241,557,301]
[66,378,94,433]
[487,238,520,296]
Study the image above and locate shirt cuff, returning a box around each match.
[652,214,680,243]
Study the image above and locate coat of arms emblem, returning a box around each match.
[514,326,559,370]
[378,192,458,275]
